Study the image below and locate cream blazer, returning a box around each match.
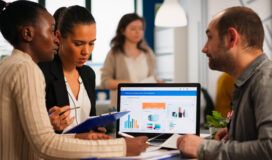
[0,49,126,160]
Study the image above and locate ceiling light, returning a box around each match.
[155,0,187,27]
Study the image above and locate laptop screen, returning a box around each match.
[117,83,200,138]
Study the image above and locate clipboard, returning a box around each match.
[64,111,129,134]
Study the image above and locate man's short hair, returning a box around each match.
[217,6,264,50]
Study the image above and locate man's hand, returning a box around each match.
[75,132,112,140]
[177,135,203,158]
[49,106,74,131]
[125,136,148,156]
[215,127,228,141]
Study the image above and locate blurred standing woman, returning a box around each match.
[39,6,98,133]
[101,13,159,108]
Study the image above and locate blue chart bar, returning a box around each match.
[124,115,139,129]
[124,115,130,128]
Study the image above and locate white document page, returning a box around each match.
[160,133,181,149]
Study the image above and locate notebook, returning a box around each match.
[116,83,200,141]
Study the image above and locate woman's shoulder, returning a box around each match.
[78,65,95,75]
[105,49,125,61]
[145,46,154,54]
[143,47,155,59]
[78,65,95,83]
[80,64,92,70]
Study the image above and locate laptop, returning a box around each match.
[116,83,200,142]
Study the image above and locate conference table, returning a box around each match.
[83,129,209,160]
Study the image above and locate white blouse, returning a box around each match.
[124,52,156,83]
[64,76,91,132]
[124,52,148,82]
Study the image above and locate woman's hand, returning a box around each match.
[125,136,148,156]
[49,106,74,132]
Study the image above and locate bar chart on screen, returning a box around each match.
[124,114,139,129]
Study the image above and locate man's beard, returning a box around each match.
[208,45,234,73]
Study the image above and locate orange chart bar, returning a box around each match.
[142,102,166,109]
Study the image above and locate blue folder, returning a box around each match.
[64,111,129,134]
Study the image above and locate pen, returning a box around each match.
[118,132,150,145]
[68,106,80,111]
[60,106,80,115]
[147,134,164,142]
[118,132,134,138]
[49,106,80,116]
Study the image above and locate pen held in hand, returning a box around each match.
[68,106,80,110]
[147,134,164,142]
[118,132,150,145]
[59,106,80,115]
[118,132,134,138]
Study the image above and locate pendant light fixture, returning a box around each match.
[155,0,187,27]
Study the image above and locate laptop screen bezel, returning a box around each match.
[116,83,200,139]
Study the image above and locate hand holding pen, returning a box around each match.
[48,106,76,132]
[118,132,149,156]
